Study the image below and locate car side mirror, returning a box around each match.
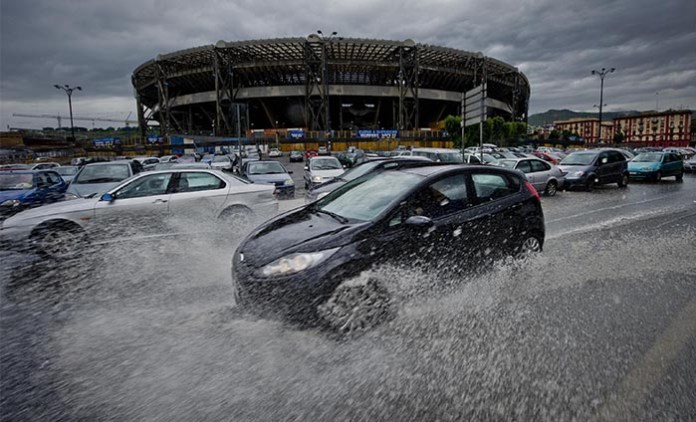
[100,193,115,202]
[600,157,608,165]
[404,215,434,229]
[342,165,347,169]
[288,170,293,174]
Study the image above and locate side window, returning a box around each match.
[36,173,51,188]
[516,160,532,173]
[663,154,671,163]
[530,160,550,172]
[176,172,226,193]
[130,161,143,174]
[598,153,609,165]
[472,173,518,202]
[115,173,172,199]
[390,174,469,226]
[45,172,62,185]
[469,155,481,164]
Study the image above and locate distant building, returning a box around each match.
[613,110,691,147]
[553,118,612,144]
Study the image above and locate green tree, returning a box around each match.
[613,131,625,143]
[443,115,463,147]
[549,130,560,140]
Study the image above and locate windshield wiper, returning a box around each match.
[314,208,349,224]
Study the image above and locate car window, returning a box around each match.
[530,160,550,172]
[397,174,470,222]
[472,173,518,202]
[115,173,172,199]
[176,172,226,193]
[516,160,532,173]
[45,172,63,185]
[36,172,52,188]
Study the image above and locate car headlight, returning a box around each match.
[572,171,585,177]
[260,247,340,277]
[312,175,324,182]
[64,192,80,201]
[284,179,294,186]
[1,199,21,207]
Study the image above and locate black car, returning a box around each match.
[289,151,304,162]
[305,156,433,203]
[241,160,295,198]
[337,149,367,168]
[232,165,545,332]
[558,149,629,190]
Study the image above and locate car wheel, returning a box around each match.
[32,223,87,259]
[618,173,629,188]
[544,180,558,196]
[317,277,392,335]
[655,171,662,182]
[219,206,253,231]
[676,171,684,182]
[516,233,543,257]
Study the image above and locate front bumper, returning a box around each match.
[562,175,590,189]
[628,170,657,180]
[274,185,295,198]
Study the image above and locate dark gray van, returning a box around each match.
[558,149,629,190]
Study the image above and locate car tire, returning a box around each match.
[655,171,662,182]
[31,222,87,259]
[544,180,558,197]
[515,233,543,257]
[618,173,629,188]
[317,277,392,336]
[219,206,253,231]
[676,171,684,182]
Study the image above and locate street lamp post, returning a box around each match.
[54,84,82,142]
[591,68,615,143]
[317,30,340,139]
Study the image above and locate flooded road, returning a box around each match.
[2,176,695,421]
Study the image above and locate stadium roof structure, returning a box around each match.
[132,37,530,137]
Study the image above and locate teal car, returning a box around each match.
[628,152,684,182]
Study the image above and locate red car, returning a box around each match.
[305,149,319,160]
[532,151,561,164]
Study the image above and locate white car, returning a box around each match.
[31,162,61,170]
[304,156,344,189]
[268,148,282,158]
[0,169,278,258]
[210,155,233,171]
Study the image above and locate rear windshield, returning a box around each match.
[560,152,596,166]
[0,173,35,190]
[74,164,130,184]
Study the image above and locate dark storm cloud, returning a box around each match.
[1,0,695,128]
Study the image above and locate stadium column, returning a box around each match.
[155,61,169,138]
[398,40,419,131]
[213,46,234,136]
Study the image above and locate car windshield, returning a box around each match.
[73,164,130,184]
[316,171,423,222]
[202,154,214,161]
[212,156,229,163]
[498,160,517,169]
[632,152,663,162]
[310,158,341,170]
[438,152,464,163]
[55,166,78,175]
[0,173,35,190]
[339,161,382,181]
[248,162,285,174]
[560,152,596,166]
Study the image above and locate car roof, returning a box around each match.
[411,147,460,153]
[310,156,339,160]
[0,170,43,174]
[399,164,490,176]
[82,161,131,166]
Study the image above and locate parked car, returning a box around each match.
[318,146,330,156]
[531,151,561,164]
[133,156,160,167]
[683,156,696,173]
[289,151,304,162]
[304,156,344,189]
[498,158,565,196]
[0,169,278,258]
[241,160,295,198]
[0,170,68,220]
[305,157,433,203]
[0,164,31,170]
[54,165,80,183]
[558,149,628,190]
[172,162,211,169]
[159,155,179,163]
[31,162,61,170]
[411,148,463,163]
[339,149,366,167]
[66,160,143,198]
[628,152,684,182]
[232,165,545,331]
[268,148,282,158]
[176,155,197,164]
[305,150,319,161]
[210,155,234,171]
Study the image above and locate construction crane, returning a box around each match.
[12,113,139,128]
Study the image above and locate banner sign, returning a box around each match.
[93,137,120,147]
[288,129,304,139]
[147,136,164,144]
[357,130,398,139]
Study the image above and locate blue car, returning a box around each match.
[240,160,295,198]
[0,170,68,220]
[628,151,684,182]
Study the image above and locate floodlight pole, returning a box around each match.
[591,67,615,143]
[54,84,82,142]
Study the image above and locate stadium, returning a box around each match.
[131,36,530,141]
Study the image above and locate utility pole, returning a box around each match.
[54,84,82,142]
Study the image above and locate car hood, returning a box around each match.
[239,207,369,265]
[3,197,96,225]
[247,173,291,184]
[558,164,593,174]
[68,182,121,197]
[0,189,33,203]
[628,161,658,170]
[309,169,344,178]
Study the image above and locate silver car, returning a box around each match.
[1,169,278,258]
[498,157,566,196]
[304,156,344,189]
[67,161,141,198]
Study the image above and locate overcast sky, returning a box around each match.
[2,0,695,129]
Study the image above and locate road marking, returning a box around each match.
[597,297,696,421]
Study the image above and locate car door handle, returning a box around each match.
[152,199,168,204]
